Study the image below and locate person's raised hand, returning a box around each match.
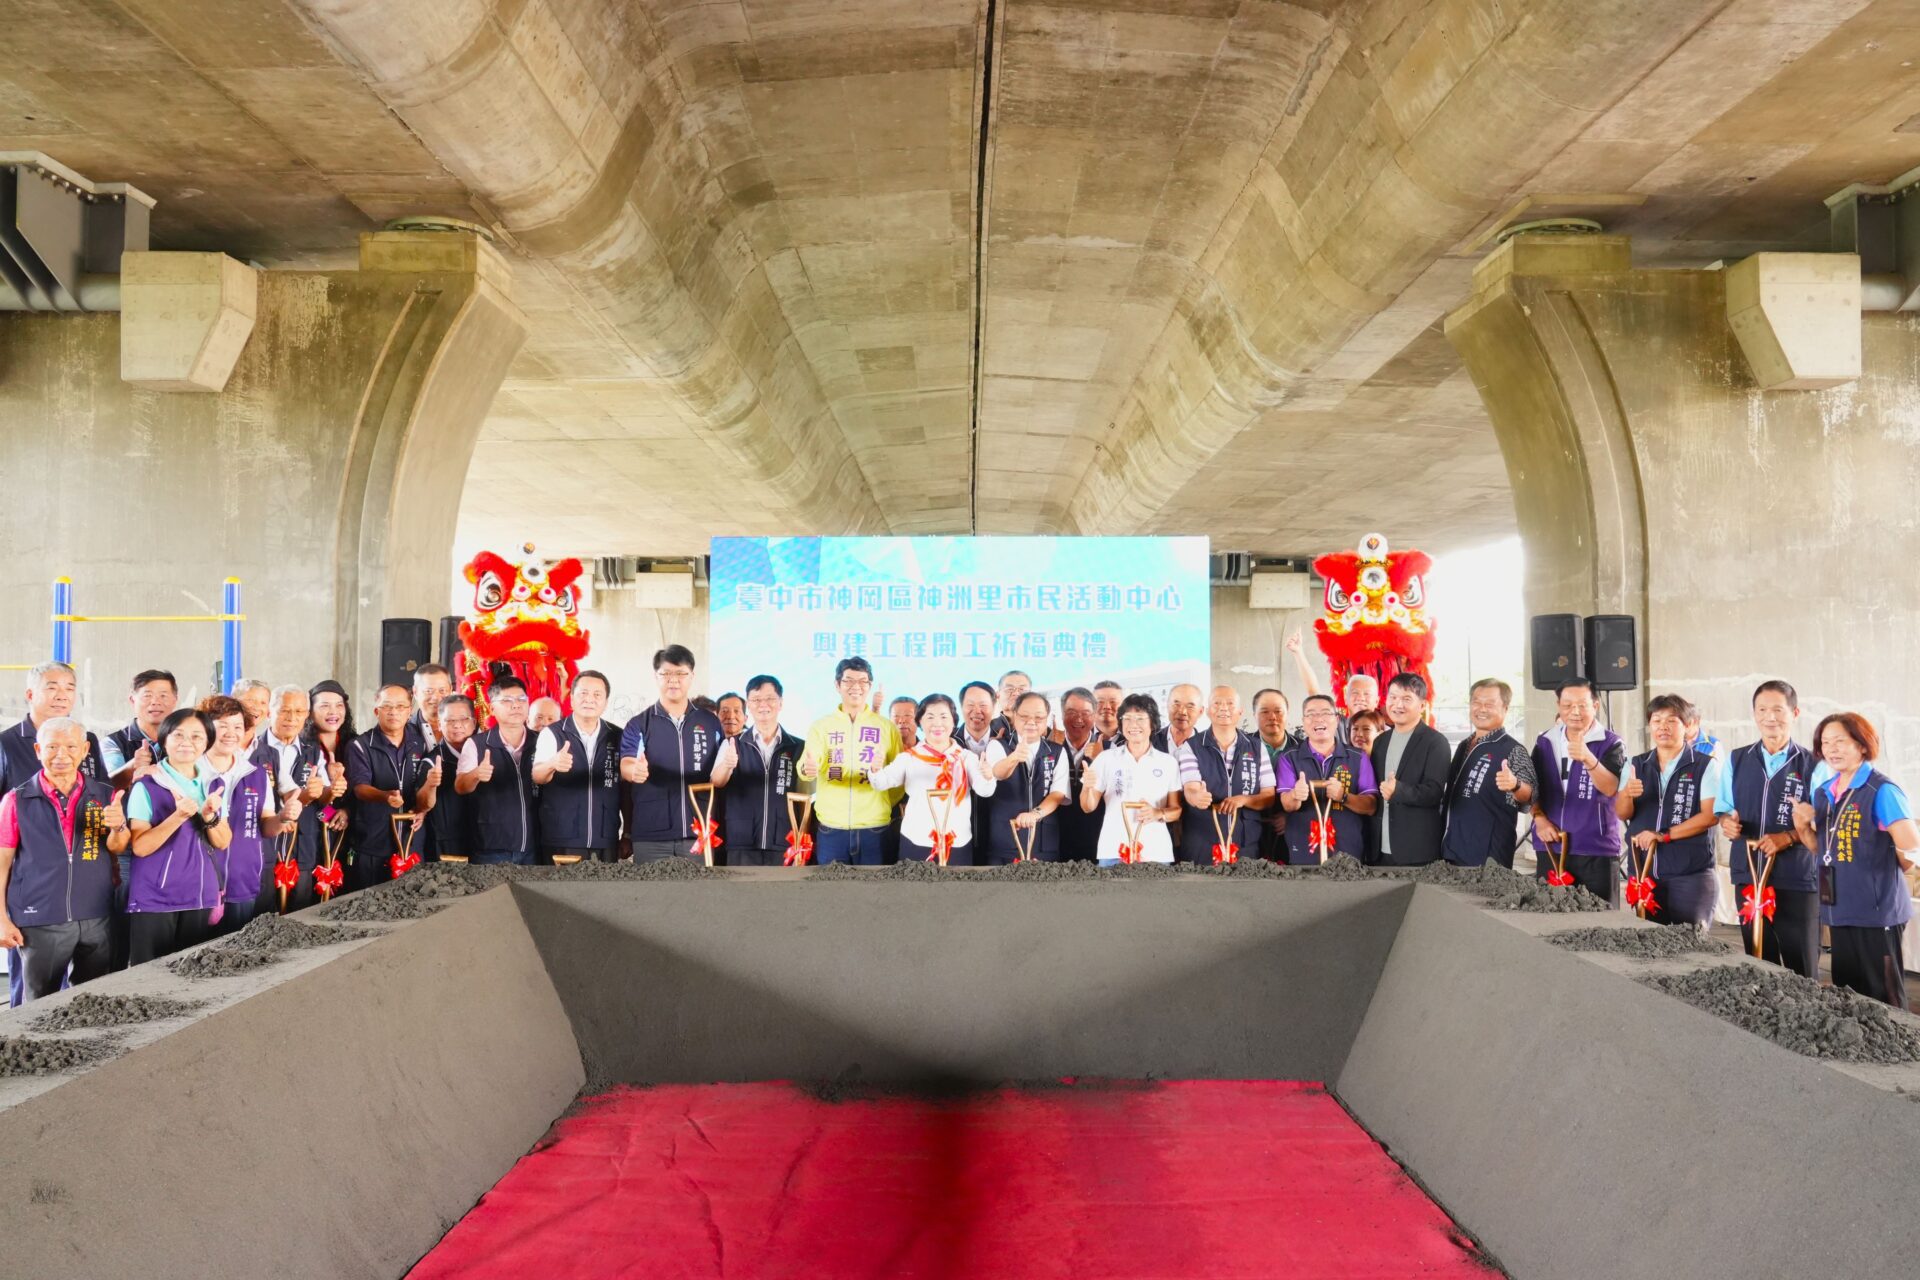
[1623,773,1645,800]
[1719,813,1742,841]
[475,754,495,783]
[797,749,818,781]
[102,790,126,831]
[1495,761,1518,794]
[1325,776,1346,803]
[551,742,575,774]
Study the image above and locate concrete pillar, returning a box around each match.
[1446,235,1920,774]
[0,231,525,717]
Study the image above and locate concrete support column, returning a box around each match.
[0,231,525,711]
[1446,235,1920,773]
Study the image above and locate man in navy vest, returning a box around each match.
[984,691,1073,863]
[1529,678,1626,904]
[427,696,479,860]
[534,670,620,862]
[455,676,540,864]
[1714,680,1819,976]
[1053,688,1105,862]
[0,662,107,793]
[347,684,442,888]
[406,663,454,755]
[620,646,736,862]
[1175,686,1274,864]
[1443,678,1534,867]
[101,669,178,792]
[720,674,807,866]
[0,718,127,1004]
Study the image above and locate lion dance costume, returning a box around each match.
[456,544,591,723]
[1312,532,1436,715]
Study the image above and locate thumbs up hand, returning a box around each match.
[102,790,126,831]
[1495,760,1517,793]
[1623,772,1645,800]
[475,754,495,783]
[551,742,575,773]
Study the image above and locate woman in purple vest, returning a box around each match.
[1792,712,1919,1008]
[198,695,300,933]
[1615,695,1720,927]
[1529,678,1626,904]
[124,708,230,964]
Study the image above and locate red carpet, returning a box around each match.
[411,1080,1497,1279]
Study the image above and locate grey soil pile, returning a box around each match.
[1644,964,1920,1063]
[1406,859,1609,913]
[1315,853,1374,881]
[810,859,955,882]
[809,859,1179,881]
[1549,925,1732,958]
[1177,858,1306,879]
[0,1034,120,1076]
[30,993,203,1031]
[169,915,372,979]
[327,857,724,921]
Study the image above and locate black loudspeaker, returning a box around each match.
[380,618,433,688]
[439,615,464,670]
[1584,614,1638,690]
[1529,614,1580,690]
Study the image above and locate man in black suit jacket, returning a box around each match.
[1369,673,1451,866]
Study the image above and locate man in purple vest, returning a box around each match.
[0,718,128,1004]
[1530,678,1627,904]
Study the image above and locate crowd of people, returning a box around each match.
[1,648,1914,1010]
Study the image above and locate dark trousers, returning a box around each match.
[1646,869,1716,928]
[1829,924,1909,1009]
[14,917,112,1004]
[630,839,697,864]
[127,909,213,966]
[1736,887,1821,980]
[1057,804,1101,863]
[110,854,133,970]
[1539,852,1620,907]
[901,835,976,866]
[815,825,887,866]
[728,847,786,868]
[217,893,263,937]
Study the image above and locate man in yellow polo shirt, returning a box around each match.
[800,657,900,865]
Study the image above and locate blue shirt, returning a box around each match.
[1710,741,1793,818]
[1812,761,1913,828]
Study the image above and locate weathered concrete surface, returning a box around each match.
[512,877,1412,1086]
[1447,233,1920,774]
[0,231,523,709]
[0,887,582,1280]
[1339,885,1920,1280]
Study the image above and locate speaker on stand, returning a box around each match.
[1583,614,1638,732]
[1529,614,1581,691]
[380,618,433,690]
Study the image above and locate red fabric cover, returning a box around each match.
[412,1080,1498,1279]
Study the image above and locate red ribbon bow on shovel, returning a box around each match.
[1211,842,1239,865]
[1624,875,1659,913]
[783,829,815,866]
[689,819,722,859]
[389,852,422,879]
[273,859,301,892]
[927,830,956,865]
[1739,883,1777,924]
[312,860,345,899]
[1545,869,1576,887]
[1119,840,1143,864]
[1309,820,1336,856]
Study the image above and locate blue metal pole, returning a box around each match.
[222,578,242,690]
[52,577,73,664]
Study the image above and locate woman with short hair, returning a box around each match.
[124,709,230,963]
[1793,712,1919,1007]
[866,694,996,866]
[1080,694,1181,866]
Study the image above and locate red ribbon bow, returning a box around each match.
[689,819,723,857]
[1624,875,1659,912]
[927,830,956,864]
[1211,842,1239,865]
[1119,840,1143,864]
[1545,869,1576,887]
[389,852,422,879]
[934,759,957,796]
[313,860,345,898]
[273,860,302,891]
[1309,820,1336,855]
[1739,883,1777,924]
[783,830,815,867]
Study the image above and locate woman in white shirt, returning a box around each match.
[1081,694,1182,865]
[867,694,997,865]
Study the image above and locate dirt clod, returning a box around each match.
[168,915,371,979]
[0,1034,120,1076]
[30,993,204,1031]
[1549,926,1732,958]
[1643,964,1920,1063]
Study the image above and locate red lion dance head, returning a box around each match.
[1311,532,1436,715]
[456,544,590,723]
